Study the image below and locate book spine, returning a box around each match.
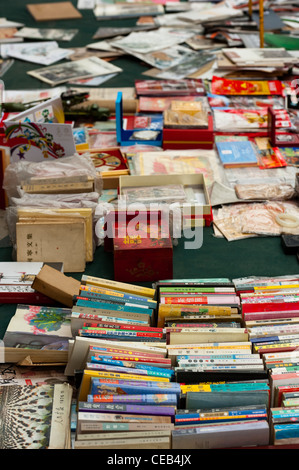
[78,401,176,418]
[161,296,239,305]
[76,298,152,315]
[86,362,173,379]
[72,311,149,325]
[89,356,173,374]
[81,275,155,298]
[90,354,171,366]
[78,422,174,433]
[90,380,181,396]
[78,330,163,341]
[159,287,236,293]
[80,284,156,306]
[75,294,150,310]
[81,327,163,338]
[86,393,178,406]
[77,411,171,424]
[82,321,162,332]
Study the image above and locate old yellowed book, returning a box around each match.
[17,207,94,262]
[16,219,86,272]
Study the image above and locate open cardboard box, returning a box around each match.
[119,173,213,226]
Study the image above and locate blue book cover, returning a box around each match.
[89,357,174,378]
[86,393,178,406]
[216,141,258,167]
[78,291,156,310]
[90,378,181,395]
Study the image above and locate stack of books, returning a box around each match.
[73,339,178,449]
[153,277,270,448]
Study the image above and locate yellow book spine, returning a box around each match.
[81,275,155,299]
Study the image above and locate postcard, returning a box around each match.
[123,45,199,71]
[0,28,22,43]
[3,121,76,162]
[94,3,164,20]
[68,73,117,86]
[27,2,82,21]
[110,28,195,54]
[154,52,216,80]
[14,27,78,42]
[1,41,73,65]
[6,95,65,124]
[27,56,123,86]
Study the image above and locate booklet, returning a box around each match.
[3,121,76,162]
[14,27,78,42]
[27,56,122,86]
[1,41,73,65]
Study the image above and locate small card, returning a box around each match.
[27,2,82,21]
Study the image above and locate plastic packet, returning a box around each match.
[235,183,295,201]
[3,153,102,201]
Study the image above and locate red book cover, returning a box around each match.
[211,76,284,96]
[135,79,206,97]
[243,310,299,321]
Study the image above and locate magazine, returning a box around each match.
[27,56,122,86]
[122,45,199,71]
[135,78,206,96]
[94,3,164,20]
[14,27,78,42]
[213,108,291,131]
[1,41,73,65]
[109,28,195,54]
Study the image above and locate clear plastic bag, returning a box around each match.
[3,153,102,202]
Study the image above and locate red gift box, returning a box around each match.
[162,114,214,150]
[113,219,173,283]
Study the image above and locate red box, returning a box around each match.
[113,220,173,283]
[104,210,162,252]
[162,114,214,150]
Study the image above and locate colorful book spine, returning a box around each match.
[90,354,171,366]
[72,311,149,325]
[89,356,174,376]
[89,345,167,359]
[75,298,153,315]
[82,322,162,333]
[78,329,163,341]
[86,393,178,406]
[75,294,150,310]
[159,288,236,294]
[79,285,157,308]
[160,296,240,305]
[81,326,163,338]
[78,401,176,419]
[90,378,181,395]
[86,362,173,379]
[174,407,268,425]
[81,275,156,298]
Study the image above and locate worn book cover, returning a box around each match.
[0,383,72,448]
[16,219,86,272]
[3,304,72,350]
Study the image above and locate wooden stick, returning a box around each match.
[248,0,253,19]
[259,0,264,48]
